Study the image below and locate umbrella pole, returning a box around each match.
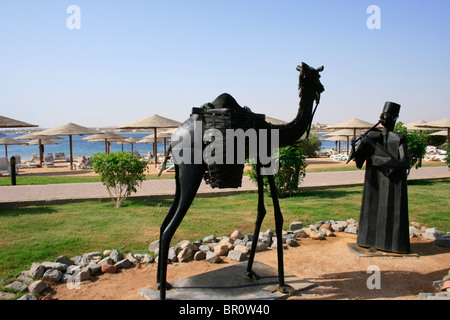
[154,128,158,167]
[70,135,74,170]
[4,145,7,158]
[39,139,43,166]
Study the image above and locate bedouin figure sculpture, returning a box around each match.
[348,102,410,254]
[156,62,325,300]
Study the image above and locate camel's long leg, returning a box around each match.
[156,165,181,287]
[267,174,293,293]
[158,163,205,300]
[246,162,266,280]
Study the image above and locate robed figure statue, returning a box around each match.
[349,102,410,254]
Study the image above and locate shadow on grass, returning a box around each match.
[408,178,450,186]
[0,206,58,217]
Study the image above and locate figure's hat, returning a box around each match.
[382,101,401,117]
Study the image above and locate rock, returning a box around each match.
[194,251,206,261]
[103,250,112,256]
[286,238,298,247]
[18,293,38,300]
[319,223,332,231]
[347,218,357,225]
[127,253,139,264]
[115,259,132,269]
[177,248,194,262]
[42,269,62,282]
[409,226,422,238]
[199,244,211,252]
[17,275,34,284]
[260,236,272,246]
[110,249,124,263]
[302,227,312,236]
[66,265,81,275]
[87,263,101,276]
[98,257,114,266]
[418,292,450,300]
[410,221,422,229]
[230,230,244,241]
[28,280,49,294]
[82,251,101,260]
[262,229,274,238]
[218,238,234,250]
[316,220,325,228]
[205,251,222,263]
[168,247,178,262]
[234,244,250,254]
[29,262,45,279]
[148,240,160,254]
[214,244,230,256]
[55,255,75,266]
[74,256,90,267]
[203,235,216,243]
[293,229,308,238]
[0,292,16,300]
[41,261,68,272]
[422,228,441,240]
[0,275,14,284]
[227,250,247,262]
[344,225,358,234]
[256,242,268,252]
[289,221,303,231]
[310,231,326,240]
[178,240,198,252]
[324,229,335,237]
[141,254,154,264]
[4,281,28,293]
[243,234,254,243]
[101,264,117,274]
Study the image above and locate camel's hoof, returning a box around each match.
[155,282,173,290]
[245,271,261,280]
[278,284,295,294]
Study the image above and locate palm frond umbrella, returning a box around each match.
[404,120,428,131]
[116,114,181,167]
[0,115,38,128]
[324,135,349,154]
[0,138,27,158]
[115,137,141,153]
[14,133,63,165]
[328,118,376,155]
[35,123,100,170]
[429,130,448,136]
[266,116,288,125]
[324,129,366,154]
[416,117,450,143]
[141,127,176,156]
[83,132,128,154]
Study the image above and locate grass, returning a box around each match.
[0,178,448,280]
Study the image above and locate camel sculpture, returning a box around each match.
[156,62,325,300]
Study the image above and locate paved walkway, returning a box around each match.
[0,166,448,208]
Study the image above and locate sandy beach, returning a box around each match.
[13,156,352,178]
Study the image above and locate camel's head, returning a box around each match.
[296,62,324,103]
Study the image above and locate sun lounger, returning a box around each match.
[157,163,175,173]
[0,157,10,175]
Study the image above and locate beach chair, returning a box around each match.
[157,163,175,173]
[0,157,10,175]
[43,155,54,167]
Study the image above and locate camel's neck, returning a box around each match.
[271,86,316,147]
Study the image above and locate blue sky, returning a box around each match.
[1,0,449,128]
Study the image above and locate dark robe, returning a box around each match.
[353,130,410,253]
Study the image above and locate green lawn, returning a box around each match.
[0,178,448,279]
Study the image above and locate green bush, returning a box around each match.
[91,152,148,207]
[446,144,450,168]
[249,142,307,198]
[297,132,322,157]
[395,122,428,174]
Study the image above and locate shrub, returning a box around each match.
[446,144,450,169]
[298,132,322,157]
[249,142,307,198]
[91,152,148,207]
[395,122,428,174]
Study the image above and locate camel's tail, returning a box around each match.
[157,144,172,177]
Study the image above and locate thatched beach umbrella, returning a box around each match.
[0,138,27,158]
[328,118,375,136]
[416,117,450,143]
[36,123,100,170]
[116,114,181,167]
[266,117,288,125]
[324,135,349,154]
[0,115,38,128]
[115,136,141,153]
[14,133,63,165]
[404,120,428,131]
[83,132,128,154]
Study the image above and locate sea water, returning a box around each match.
[1,132,341,161]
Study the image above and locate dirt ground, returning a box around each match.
[17,157,450,300]
[47,233,449,300]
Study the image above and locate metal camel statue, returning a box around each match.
[156,62,325,299]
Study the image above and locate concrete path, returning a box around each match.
[0,166,448,208]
